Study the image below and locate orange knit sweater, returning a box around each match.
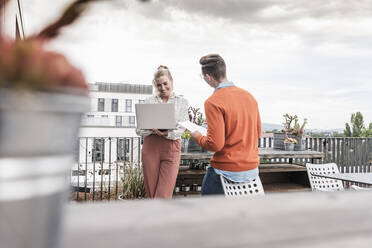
[196,86,261,172]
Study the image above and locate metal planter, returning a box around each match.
[187,139,207,153]
[0,89,89,248]
[273,132,305,151]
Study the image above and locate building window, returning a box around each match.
[115,116,122,126]
[98,98,105,112]
[125,99,132,112]
[92,138,105,162]
[129,116,135,125]
[117,138,130,161]
[101,115,108,118]
[138,100,145,104]
[87,114,94,118]
[112,99,118,112]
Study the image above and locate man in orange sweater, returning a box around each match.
[191,54,262,195]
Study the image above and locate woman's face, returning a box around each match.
[155,75,173,99]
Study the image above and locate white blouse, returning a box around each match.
[136,93,189,140]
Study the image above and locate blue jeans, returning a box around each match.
[201,166,224,195]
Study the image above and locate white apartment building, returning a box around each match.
[79,82,152,137]
[72,82,153,190]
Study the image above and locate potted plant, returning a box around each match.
[274,114,308,151]
[181,106,207,153]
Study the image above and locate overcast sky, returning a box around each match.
[6,0,372,129]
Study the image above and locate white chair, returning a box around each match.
[220,175,265,197]
[306,163,367,192]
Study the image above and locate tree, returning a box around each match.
[344,112,371,137]
[362,123,372,137]
[344,123,352,137]
[351,112,364,137]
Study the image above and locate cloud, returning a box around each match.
[132,0,372,24]
[15,0,372,129]
[123,0,372,53]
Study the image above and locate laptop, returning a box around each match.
[135,103,177,130]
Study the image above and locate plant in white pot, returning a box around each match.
[0,1,106,248]
[274,114,308,151]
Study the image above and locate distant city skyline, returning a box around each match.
[3,0,372,129]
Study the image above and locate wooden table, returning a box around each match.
[176,148,324,194]
[181,148,324,163]
[258,148,323,163]
[311,172,372,185]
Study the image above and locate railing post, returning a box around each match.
[124,137,127,163]
[331,138,336,163]
[130,137,134,165]
[368,138,372,173]
[358,138,363,174]
[336,138,341,172]
[84,138,88,201]
[77,138,80,201]
[108,137,112,201]
[100,138,104,200]
[351,138,356,173]
[363,138,368,173]
[138,137,141,167]
[116,138,119,199]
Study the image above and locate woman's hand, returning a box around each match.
[152,129,168,137]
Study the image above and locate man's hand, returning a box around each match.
[152,129,168,137]
[190,131,201,141]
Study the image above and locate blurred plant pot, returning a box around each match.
[181,139,189,153]
[187,139,206,153]
[0,89,89,248]
[284,142,295,151]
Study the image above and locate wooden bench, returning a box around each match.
[259,163,310,192]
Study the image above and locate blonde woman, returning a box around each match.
[136,66,189,199]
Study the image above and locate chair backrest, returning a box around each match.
[220,175,265,197]
[306,163,344,192]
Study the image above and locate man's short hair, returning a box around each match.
[199,54,226,81]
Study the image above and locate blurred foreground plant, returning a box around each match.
[0,39,88,92]
[0,0,150,93]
